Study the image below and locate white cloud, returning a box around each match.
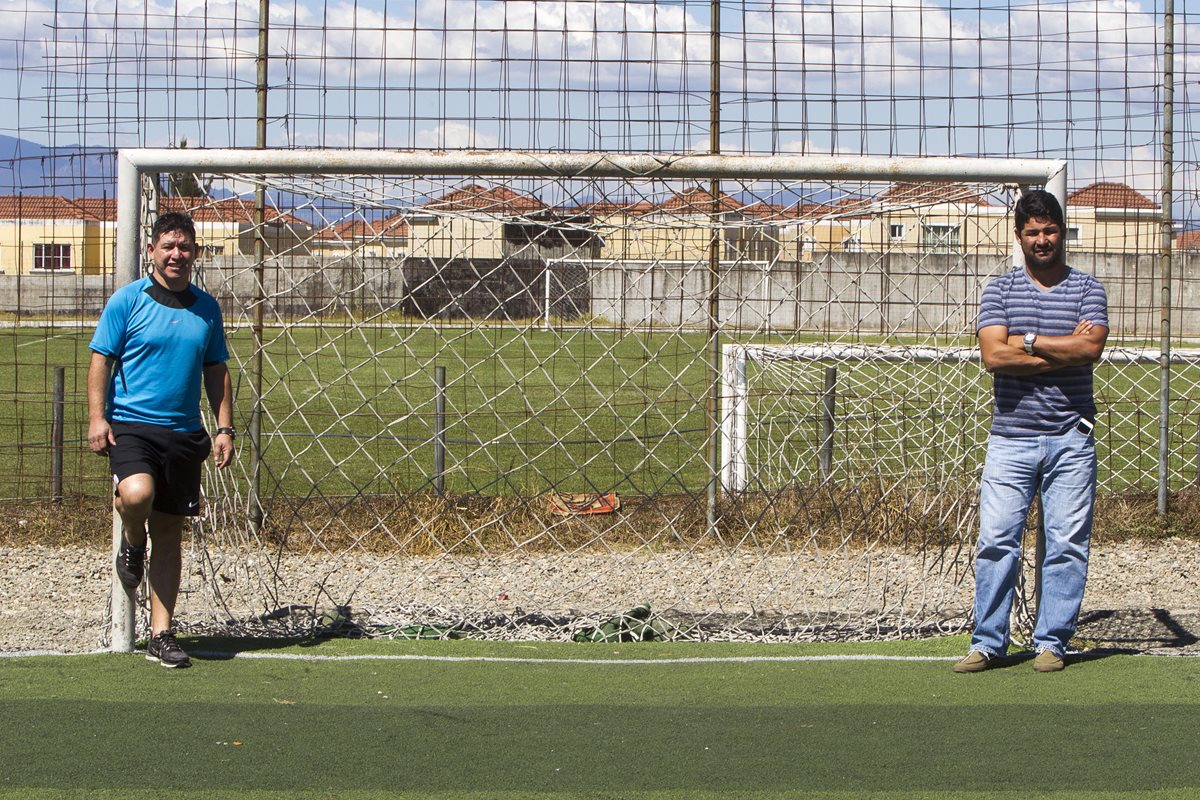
[415,121,497,149]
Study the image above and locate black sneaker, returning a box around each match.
[115,539,146,590]
[146,630,191,668]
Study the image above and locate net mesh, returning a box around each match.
[82,164,1184,645]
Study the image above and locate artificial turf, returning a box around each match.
[1,637,1197,798]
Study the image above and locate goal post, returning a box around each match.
[109,149,1070,652]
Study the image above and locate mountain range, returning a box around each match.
[0,135,119,198]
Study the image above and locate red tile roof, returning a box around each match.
[1068,182,1157,210]
[315,213,409,241]
[0,195,310,227]
[657,187,742,214]
[0,195,106,221]
[571,199,656,216]
[879,182,993,207]
[425,184,546,214]
[161,197,309,227]
[1176,229,1200,250]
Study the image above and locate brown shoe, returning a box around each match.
[952,650,994,673]
[1033,649,1066,672]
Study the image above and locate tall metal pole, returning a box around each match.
[706,0,722,537]
[1159,0,1175,514]
[110,154,143,652]
[249,0,269,533]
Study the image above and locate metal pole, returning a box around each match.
[109,154,143,653]
[51,366,65,504]
[543,266,552,330]
[819,367,837,480]
[705,0,722,538]
[1159,0,1175,513]
[249,0,270,533]
[434,366,447,495]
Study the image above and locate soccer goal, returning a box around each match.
[109,149,1071,651]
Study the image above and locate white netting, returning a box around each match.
[108,159,1170,643]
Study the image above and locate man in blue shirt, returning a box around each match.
[954,189,1108,674]
[88,212,236,668]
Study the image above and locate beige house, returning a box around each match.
[0,194,313,276]
[844,183,1011,255]
[581,188,851,263]
[1065,182,1160,254]
[310,213,409,258]
[0,195,113,275]
[0,180,1163,276]
[806,181,1162,257]
[406,184,549,260]
[158,197,311,258]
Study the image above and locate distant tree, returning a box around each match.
[161,138,211,198]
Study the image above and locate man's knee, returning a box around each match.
[115,474,155,515]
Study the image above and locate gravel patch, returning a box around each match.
[2,539,1198,655]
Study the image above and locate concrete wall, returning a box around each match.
[1,252,1193,338]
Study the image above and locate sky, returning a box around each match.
[0,0,1193,212]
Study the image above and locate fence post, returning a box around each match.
[51,366,65,504]
[819,366,837,480]
[434,365,446,495]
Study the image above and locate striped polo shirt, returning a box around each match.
[977,265,1109,436]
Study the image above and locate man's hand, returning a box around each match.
[88,418,117,456]
[212,432,236,469]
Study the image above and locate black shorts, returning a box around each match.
[109,421,212,517]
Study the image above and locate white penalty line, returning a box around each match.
[0,649,960,663]
[196,652,963,664]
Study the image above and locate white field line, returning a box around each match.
[0,648,962,663]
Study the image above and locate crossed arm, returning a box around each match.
[978,321,1108,376]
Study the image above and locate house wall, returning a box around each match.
[1,252,1189,339]
[1068,212,1161,254]
[407,217,504,259]
[0,218,109,276]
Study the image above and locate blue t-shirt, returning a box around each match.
[90,276,229,432]
[977,266,1108,436]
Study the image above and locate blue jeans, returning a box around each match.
[970,427,1096,657]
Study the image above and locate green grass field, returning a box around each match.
[2,637,1198,798]
[2,323,1195,502]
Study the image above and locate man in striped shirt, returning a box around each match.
[954,189,1109,674]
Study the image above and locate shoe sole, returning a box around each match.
[146,653,191,669]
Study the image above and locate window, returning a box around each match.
[1067,226,1081,243]
[842,236,862,253]
[34,243,72,271]
[921,224,960,253]
[889,223,906,241]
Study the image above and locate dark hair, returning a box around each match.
[1014,189,1065,231]
[151,212,197,244]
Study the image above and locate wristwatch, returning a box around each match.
[1023,332,1038,355]
[215,426,237,440]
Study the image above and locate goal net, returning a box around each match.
[108,150,1082,646]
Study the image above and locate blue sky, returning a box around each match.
[0,0,1191,207]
